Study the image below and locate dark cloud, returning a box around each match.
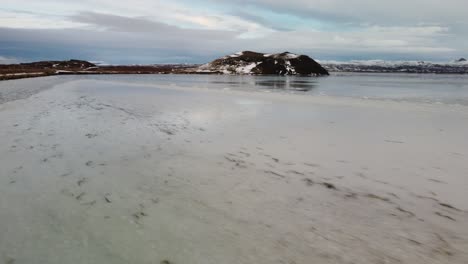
[69,11,238,40]
[70,12,175,32]
[0,12,242,64]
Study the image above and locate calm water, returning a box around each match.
[72,73,468,105]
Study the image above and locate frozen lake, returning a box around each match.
[3,73,468,105]
[1,74,468,264]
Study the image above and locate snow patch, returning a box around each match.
[1,72,44,76]
[284,60,296,74]
[229,51,244,58]
[235,62,258,74]
[283,53,300,59]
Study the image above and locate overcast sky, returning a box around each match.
[1,0,467,64]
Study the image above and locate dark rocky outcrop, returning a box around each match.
[198,51,329,76]
[0,60,195,80]
[23,59,96,69]
[0,60,98,80]
[0,59,95,74]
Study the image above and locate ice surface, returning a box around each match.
[1,75,468,264]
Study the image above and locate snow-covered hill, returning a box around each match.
[198,51,329,76]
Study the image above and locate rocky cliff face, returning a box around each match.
[198,51,329,76]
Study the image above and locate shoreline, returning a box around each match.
[2,64,468,82]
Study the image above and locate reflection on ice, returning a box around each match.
[254,79,318,91]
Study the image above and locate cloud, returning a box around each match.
[247,25,456,61]
[69,11,237,40]
[0,20,457,64]
[0,55,20,64]
[0,12,243,64]
[207,0,468,26]
[229,10,290,31]
[70,12,174,32]
[0,1,467,63]
[0,8,78,29]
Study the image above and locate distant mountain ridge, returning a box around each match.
[198,51,329,76]
[320,58,468,74]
